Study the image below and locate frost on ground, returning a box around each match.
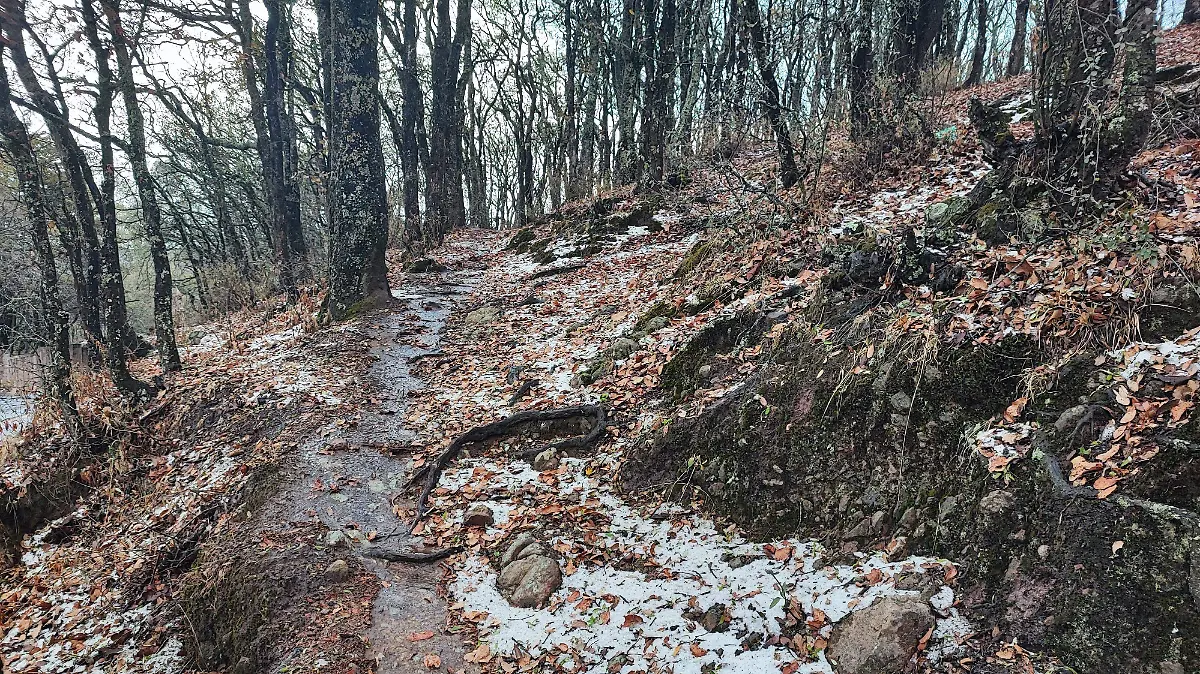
[440,455,971,674]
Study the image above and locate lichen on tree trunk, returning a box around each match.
[327,0,391,320]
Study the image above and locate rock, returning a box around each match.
[642,316,670,333]
[925,196,970,229]
[979,490,1016,522]
[701,603,731,632]
[463,504,495,528]
[888,391,913,412]
[405,257,446,273]
[608,337,638,360]
[325,530,347,547]
[325,559,350,582]
[843,516,874,540]
[501,533,538,567]
[827,597,935,674]
[466,306,501,326]
[1053,404,1091,434]
[497,555,562,608]
[697,364,713,380]
[870,510,886,533]
[896,506,920,534]
[327,438,350,452]
[531,447,561,472]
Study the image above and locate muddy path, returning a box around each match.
[258,269,482,673]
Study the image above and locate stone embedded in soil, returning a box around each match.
[531,447,561,472]
[497,555,562,608]
[325,559,350,582]
[497,534,562,607]
[327,438,350,452]
[827,597,934,674]
[466,306,501,325]
[463,504,495,528]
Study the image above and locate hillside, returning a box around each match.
[3,21,1200,674]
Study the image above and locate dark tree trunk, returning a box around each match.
[962,0,988,86]
[239,0,297,297]
[80,0,148,397]
[327,0,390,319]
[849,0,875,140]
[425,0,471,246]
[103,0,182,372]
[399,0,424,246]
[277,2,310,279]
[265,0,302,296]
[1185,0,1199,23]
[1,7,104,348]
[1006,0,1030,76]
[0,44,81,436]
[742,0,801,187]
[615,0,641,184]
[640,0,677,182]
[892,0,946,81]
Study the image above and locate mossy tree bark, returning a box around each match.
[1031,0,1156,195]
[0,45,82,437]
[327,0,391,320]
[103,0,182,373]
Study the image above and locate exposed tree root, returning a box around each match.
[408,404,606,528]
[363,545,462,563]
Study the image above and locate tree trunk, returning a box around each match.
[103,0,182,372]
[892,0,946,82]
[399,0,424,246]
[0,44,81,436]
[742,0,801,187]
[849,0,875,140]
[1,7,104,348]
[278,3,310,279]
[1006,0,1030,76]
[80,0,149,397]
[1184,0,1199,23]
[963,0,988,86]
[425,0,471,246]
[265,0,304,296]
[240,0,297,297]
[327,0,391,319]
[615,0,641,184]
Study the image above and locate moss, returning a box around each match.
[506,227,535,252]
[632,301,680,334]
[623,318,1200,673]
[673,240,715,279]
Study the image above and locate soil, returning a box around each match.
[181,271,483,674]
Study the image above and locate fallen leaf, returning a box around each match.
[410,631,436,642]
[423,653,442,669]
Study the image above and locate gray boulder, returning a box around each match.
[497,555,562,608]
[827,597,935,674]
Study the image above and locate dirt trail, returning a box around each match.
[263,270,481,673]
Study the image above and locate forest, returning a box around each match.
[1,0,1199,670]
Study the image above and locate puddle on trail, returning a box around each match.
[275,274,479,674]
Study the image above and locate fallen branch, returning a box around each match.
[528,263,587,280]
[409,404,606,529]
